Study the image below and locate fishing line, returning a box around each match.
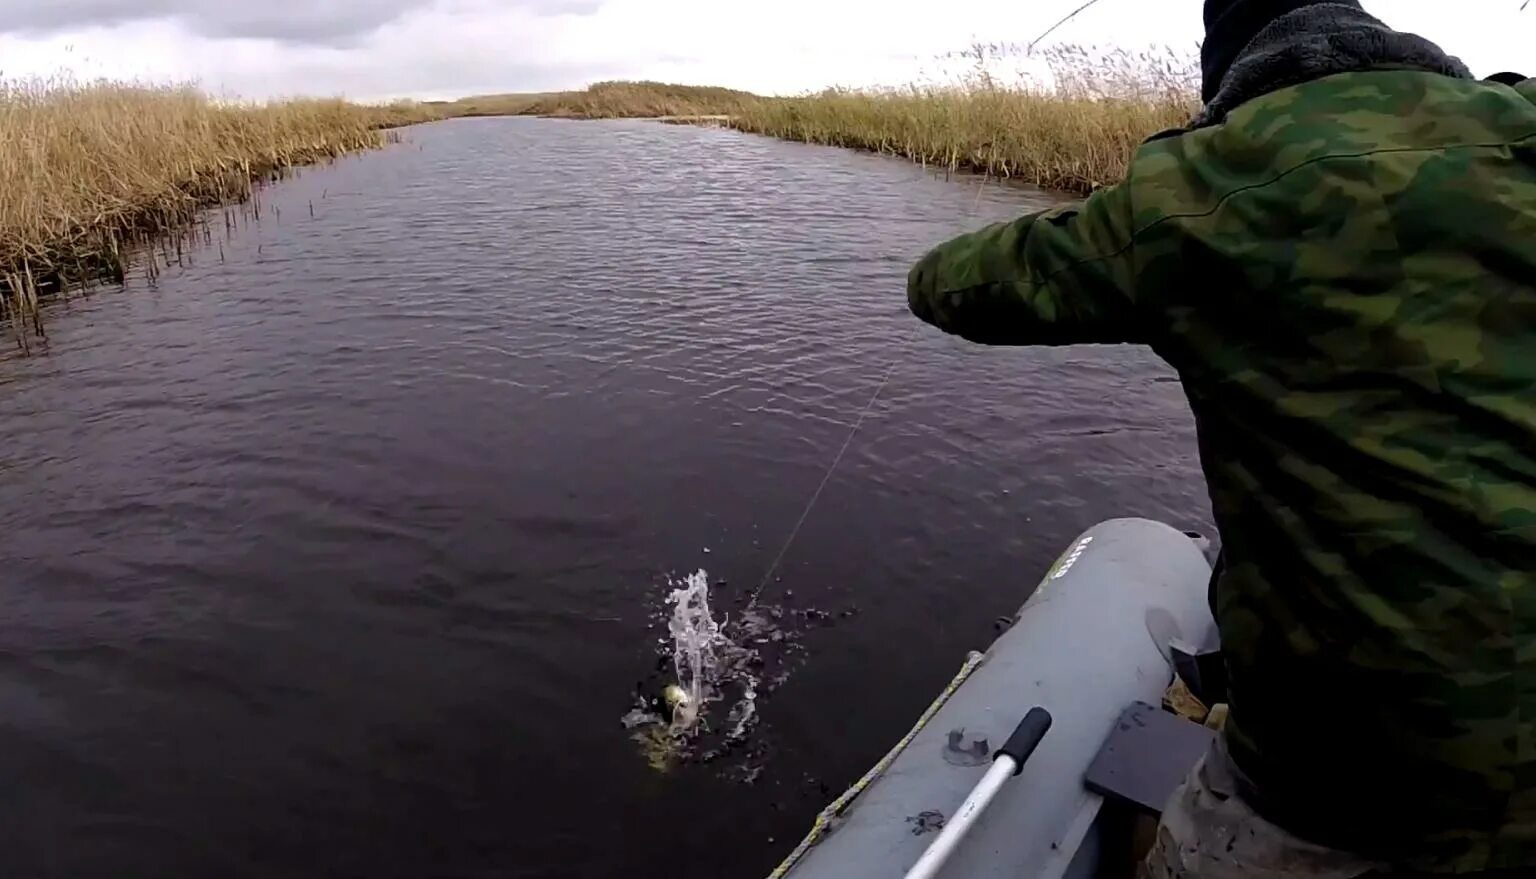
[746,359,899,608]
[742,15,1045,610]
[742,102,1006,609]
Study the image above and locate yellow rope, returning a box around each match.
[765,649,989,879]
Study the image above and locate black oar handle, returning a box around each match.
[994,707,1053,776]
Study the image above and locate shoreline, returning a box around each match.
[5,75,1193,351]
[1,87,440,349]
[437,80,1193,195]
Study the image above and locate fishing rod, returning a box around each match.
[1032,0,1529,55]
[745,0,1134,616]
[744,0,1119,614]
[1027,0,1110,54]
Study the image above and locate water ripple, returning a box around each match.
[0,117,1207,879]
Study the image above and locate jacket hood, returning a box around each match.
[1195,2,1471,127]
[1202,0,1348,102]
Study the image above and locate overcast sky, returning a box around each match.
[0,0,1529,102]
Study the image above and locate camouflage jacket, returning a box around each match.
[908,72,1536,870]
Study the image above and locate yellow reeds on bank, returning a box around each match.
[432,81,761,119]
[728,84,1192,193]
[450,50,1197,193]
[518,81,762,119]
[1,49,1198,349]
[727,47,1198,193]
[0,79,440,347]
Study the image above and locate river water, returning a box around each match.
[0,118,1207,878]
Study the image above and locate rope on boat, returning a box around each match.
[764,649,988,879]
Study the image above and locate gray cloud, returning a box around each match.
[192,2,429,45]
[0,0,182,32]
[440,0,604,15]
[0,0,602,45]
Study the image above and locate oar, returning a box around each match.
[902,707,1054,879]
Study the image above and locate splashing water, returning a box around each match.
[667,570,723,733]
[625,568,831,776]
[624,364,890,774]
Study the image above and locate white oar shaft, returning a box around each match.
[900,757,1017,879]
[901,707,1053,879]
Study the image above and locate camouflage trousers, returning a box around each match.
[1141,737,1384,879]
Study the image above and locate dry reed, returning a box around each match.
[439,81,760,120]
[430,92,551,117]
[728,46,1198,193]
[444,50,1198,193]
[3,52,1195,348]
[0,78,441,347]
[522,81,760,118]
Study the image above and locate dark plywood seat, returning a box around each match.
[1085,701,1216,815]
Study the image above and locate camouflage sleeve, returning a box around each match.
[906,182,1148,345]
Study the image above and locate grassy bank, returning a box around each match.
[3,56,1194,348]
[0,79,440,347]
[729,84,1192,193]
[436,81,758,120]
[428,92,549,117]
[440,53,1196,193]
[728,49,1196,193]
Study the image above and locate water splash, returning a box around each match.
[624,569,795,774]
[667,570,724,733]
[625,567,858,777]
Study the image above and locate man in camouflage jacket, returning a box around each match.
[907,0,1536,874]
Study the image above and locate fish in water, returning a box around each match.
[627,569,834,773]
[662,683,699,731]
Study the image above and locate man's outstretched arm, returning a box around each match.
[907,181,1150,346]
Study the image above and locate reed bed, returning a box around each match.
[522,81,760,119]
[445,50,1197,193]
[728,47,1198,193]
[430,92,551,117]
[0,79,440,347]
[2,51,1195,348]
[464,81,761,120]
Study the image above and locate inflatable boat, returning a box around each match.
[768,518,1222,879]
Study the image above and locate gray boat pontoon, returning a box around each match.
[769,518,1223,879]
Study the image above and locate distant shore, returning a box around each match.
[432,68,1194,195]
[2,59,1194,348]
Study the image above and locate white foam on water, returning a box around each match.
[626,569,785,772]
[666,570,727,731]
[630,567,848,776]
[663,569,765,744]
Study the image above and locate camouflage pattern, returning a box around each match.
[908,71,1536,871]
[1142,738,1386,879]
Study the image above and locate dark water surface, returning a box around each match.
[0,118,1208,878]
